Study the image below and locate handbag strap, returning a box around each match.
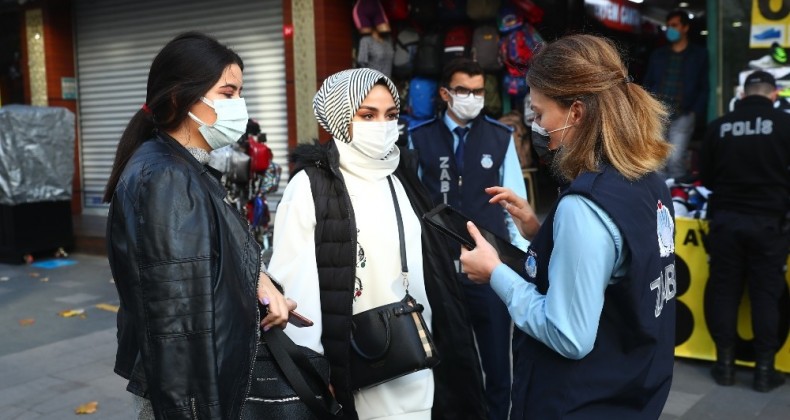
[386,176,409,294]
[263,327,342,419]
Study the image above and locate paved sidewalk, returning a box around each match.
[1,253,788,419]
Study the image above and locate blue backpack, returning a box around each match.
[408,77,438,119]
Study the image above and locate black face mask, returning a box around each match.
[531,121,568,164]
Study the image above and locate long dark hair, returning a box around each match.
[102,31,243,202]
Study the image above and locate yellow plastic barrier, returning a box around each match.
[673,217,790,372]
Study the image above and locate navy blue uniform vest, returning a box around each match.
[409,114,512,239]
[512,165,676,419]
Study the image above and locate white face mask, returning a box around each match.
[448,91,485,121]
[188,97,249,150]
[350,120,399,160]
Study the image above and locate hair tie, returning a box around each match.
[624,75,633,84]
[141,103,152,114]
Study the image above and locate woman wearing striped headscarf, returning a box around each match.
[267,68,486,419]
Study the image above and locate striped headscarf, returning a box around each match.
[313,68,400,143]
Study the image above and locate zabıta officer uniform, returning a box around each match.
[512,165,676,419]
[410,112,515,420]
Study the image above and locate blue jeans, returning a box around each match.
[665,112,695,179]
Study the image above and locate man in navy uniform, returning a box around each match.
[409,58,528,419]
[701,70,789,392]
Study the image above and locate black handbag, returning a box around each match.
[348,176,440,390]
[242,326,342,420]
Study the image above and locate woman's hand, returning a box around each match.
[486,186,541,240]
[459,222,502,284]
[257,272,297,331]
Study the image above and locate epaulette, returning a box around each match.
[407,116,438,132]
[484,115,514,132]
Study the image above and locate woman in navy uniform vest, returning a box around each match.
[460,34,677,419]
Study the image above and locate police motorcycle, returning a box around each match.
[209,119,281,250]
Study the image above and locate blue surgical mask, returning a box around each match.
[666,27,681,43]
[188,97,249,150]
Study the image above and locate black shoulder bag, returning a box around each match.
[242,323,343,419]
[348,176,440,390]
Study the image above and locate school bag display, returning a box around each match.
[467,0,501,21]
[409,0,438,22]
[512,0,545,24]
[497,5,523,33]
[443,25,472,66]
[437,0,467,22]
[500,23,544,78]
[484,73,503,117]
[383,0,409,21]
[392,27,420,78]
[408,77,439,119]
[414,31,444,77]
[472,25,501,72]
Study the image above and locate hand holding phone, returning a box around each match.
[288,310,314,328]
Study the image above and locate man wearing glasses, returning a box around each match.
[409,58,528,420]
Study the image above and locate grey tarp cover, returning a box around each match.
[0,105,75,205]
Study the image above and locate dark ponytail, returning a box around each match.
[103,31,243,202]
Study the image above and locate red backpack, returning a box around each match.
[248,136,273,173]
[443,25,473,65]
[383,0,409,21]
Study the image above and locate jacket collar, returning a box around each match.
[736,95,774,110]
[154,131,225,195]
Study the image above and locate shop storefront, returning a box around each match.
[72,0,289,214]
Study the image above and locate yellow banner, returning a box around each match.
[750,0,790,48]
[673,217,790,372]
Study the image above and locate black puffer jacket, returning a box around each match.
[291,141,487,420]
[107,133,260,419]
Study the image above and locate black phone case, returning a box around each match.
[423,203,529,278]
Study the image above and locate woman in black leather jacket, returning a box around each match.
[103,32,293,420]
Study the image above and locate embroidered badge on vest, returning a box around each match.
[657,200,675,257]
[480,154,494,169]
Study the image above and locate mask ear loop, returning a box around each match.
[553,102,576,149]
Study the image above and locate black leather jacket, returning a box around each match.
[107,133,260,419]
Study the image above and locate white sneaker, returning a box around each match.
[749,54,780,70]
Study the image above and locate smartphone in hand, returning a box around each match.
[259,301,314,328]
[288,310,314,328]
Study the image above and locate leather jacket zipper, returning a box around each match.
[190,397,198,419]
[239,236,263,418]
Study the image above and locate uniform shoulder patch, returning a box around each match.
[407,117,438,133]
[484,115,514,132]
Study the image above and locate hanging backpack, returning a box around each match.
[503,73,528,97]
[414,32,444,77]
[383,0,409,21]
[472,25,501,72]
[392,27,420,78]
[408,77,439,119]
[409,0,438,23]
[497,5,523,34]
[248,137,273,173]
[467,0,500,21]
[484,73,503,118]
[443,25,473,66]
[437,0,467,22]
[499,23,544,78]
